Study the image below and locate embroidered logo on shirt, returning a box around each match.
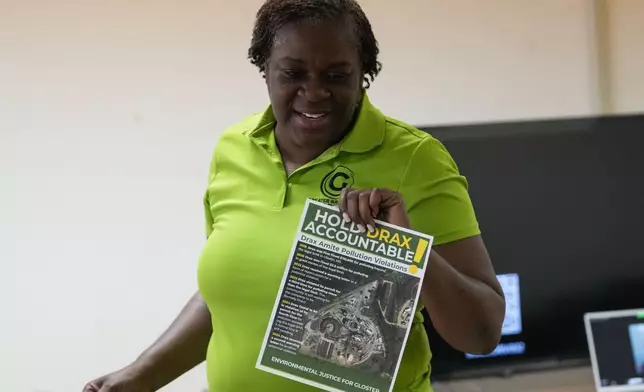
[320,165,355,199]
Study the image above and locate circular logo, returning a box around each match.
[320,165,355,199]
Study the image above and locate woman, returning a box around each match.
[83,0,505,391]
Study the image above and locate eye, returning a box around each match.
[281,69,304,79]
[327,72,349,81]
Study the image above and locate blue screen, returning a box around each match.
[465,273,526,360]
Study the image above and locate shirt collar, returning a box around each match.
[247,92,386,154]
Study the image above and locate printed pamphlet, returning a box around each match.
[256,199,434,392]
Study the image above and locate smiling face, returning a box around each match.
[265,18,364,149]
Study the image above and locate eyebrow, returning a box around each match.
[276,57,303,66]
[277,57,353,68]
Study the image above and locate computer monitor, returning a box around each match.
[421,115,644,379]
[464,273,525,360]
[585,309,644,391]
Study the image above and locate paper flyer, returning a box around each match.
[256,199,434,392]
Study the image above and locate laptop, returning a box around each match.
[585,308,644,391]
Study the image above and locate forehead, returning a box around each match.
[270,19,360,66]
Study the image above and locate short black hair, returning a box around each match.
[248,0,382,88]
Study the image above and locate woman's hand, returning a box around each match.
[338,187,504,354]
[339,188,410,231]
[82,363,152,392]
[82,292,212,392]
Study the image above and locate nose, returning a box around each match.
[299,77,330,102]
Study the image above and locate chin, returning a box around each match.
[291,113,338,143]
[293,126,334,145]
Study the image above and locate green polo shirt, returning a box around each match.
[197,94,480,392]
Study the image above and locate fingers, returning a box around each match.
[83,375,111,392]
[339,187,350,222]
[358,191,376,232]
[97,381,115,392]
[344,189,364,232]
[82,381,99,392]
[368,189,382,220]
[339,188,378,233]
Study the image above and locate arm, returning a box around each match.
[339,188,505,354]
[83,291,212,392]
[339,137,505,355]
[421,236,505,354]
[134,291,212,390]
[85,145,218,391]
[401,137,505,354]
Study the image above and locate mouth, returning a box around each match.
[295,111,330,120]
[293,110,332,131]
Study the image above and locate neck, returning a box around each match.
[274,126,339,168]
[274,100,362,171]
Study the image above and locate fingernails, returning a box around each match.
[367,224,375,233]
[343,212,351,223]
[357,224,366,233]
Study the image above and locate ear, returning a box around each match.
[263,68,271,88]
[362,76,371,89]
[263,70,270,92]
[264,70,272,96]
[262,60,270,83]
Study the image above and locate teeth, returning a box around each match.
[302,113,325,119]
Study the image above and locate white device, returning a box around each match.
[584,308,644,392]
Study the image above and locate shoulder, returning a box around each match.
[381,117,479,243]
[213,107,272,152]
[379,113,465,198]
[382,115,458,174]
[384,116,430,142]
[220,110,269,139]
[206,108,271,179]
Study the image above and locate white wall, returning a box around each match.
[3,2,266,391]
[1,1,639,392]
[606,0,644,114]
[365,0,600,125]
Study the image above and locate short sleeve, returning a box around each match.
[203,146,218,239]
[399,136,480,246]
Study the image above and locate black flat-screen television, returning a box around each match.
[418,114,644,380]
